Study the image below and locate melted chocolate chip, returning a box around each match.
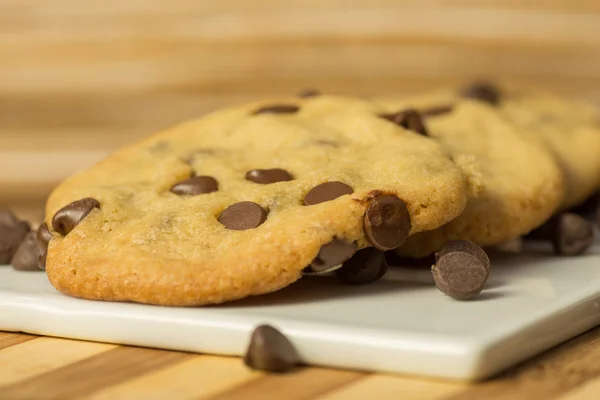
[421,105,454,117]
[364,195,411,251]
[218,202,268,230]
[0,210,31,264]
[244,325,300,373]
[36,223,52,270]
[304,182,354,206]
[297,89,321,98]
[380,109,428,136]
[11,231,40,271]
[252,105,300,115]
[170,176,219,196]
[245,169,293,185]
[336,248,387,285]
[433,240,491,300]
[460,81,501,105]
[551,212,594,256]
[52,198,100,236]
[309,238,357,273]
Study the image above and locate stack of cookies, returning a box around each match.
[5,82,599,306]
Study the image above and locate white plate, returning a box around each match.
[1,241,600,381]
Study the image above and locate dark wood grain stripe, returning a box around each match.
[445,326,600,400]
[0,345,194,399]
[207,368,367,400]
[0,332,37,350]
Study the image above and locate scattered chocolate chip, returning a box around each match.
[244,325,300,373]
[308,238,357,273]
[11,231,40,271]
[433,240,491,300]
[219,202,268,230]
[252,104,300,115]
[460,81,501,105]
[380,109,428,136]
[37,223,52,270]
[364,195,411,251]
[170,176,219,196]
[245,169,293,184]
[304,182,354,206]
[336,248,387,285]
[297,89,321,98]
[52,198,100,236]
[0,210,31,264]
[551,212,594,256]
[421,105,454,117]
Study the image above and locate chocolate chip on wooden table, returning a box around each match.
[433,240,491,300]
[218,202,268,230]
[252,104,300,115]
[459,81,501,105]
[52,198,100,236]
[306,238,357,274]
[336,248,388,285]
[245,169,293,184]
[364,195,412,251]
[380,109,428,136]
[304,181,354,206]
[0,209,31,264]
[297,89,321,98]
[11,231,40,271]
[37,223,52,270]
[244,325,300,373]
[551,212,594,256]
[170,176,219,196]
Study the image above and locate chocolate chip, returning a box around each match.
[52,198,100,236]
[170,176,219,196]
[364,195,411,251]
[304,182,354,206]
[460,81,501,105]
[252,105,300,115]
[308,238,357,273]
[11,231,40,271]
[245,169,293,184]
[380,109,428,136]
[433,240,491,300]
[244,325,299,373]
[0,210,31,264]
[37,223,52,270]
[218,202,267,230]
[421,105,454,117]
[336,248,387,285]
[297,89,321,98]
[551,212,594,256]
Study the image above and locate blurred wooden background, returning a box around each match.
[1,0,600,217]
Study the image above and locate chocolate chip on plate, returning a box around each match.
[433,240,491,300]
[170,176,219,196]
[219,202,268,231]
[380,109,428,136]
[304,182,354,206]
[0,209,31,264]
[244,325,300,373]
[364,195,411,251]
[297,89,321,98]
[52,198,100,236]
[336,248,387,285]
[307,238,357,274]
[36,223,53,270]
[460,81,501,105]
[421,105,454,117]
[245,169,293,184]
[11,231,40,271]
[252,104,300,115]
[551,212,594,256]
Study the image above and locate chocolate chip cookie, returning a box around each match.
[43,96,473,306]
[372,94,564,257]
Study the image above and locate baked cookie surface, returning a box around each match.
[372,94,565,257]
[43,96,472,306]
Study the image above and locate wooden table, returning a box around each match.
[2,1,600,399]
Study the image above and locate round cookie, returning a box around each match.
[42,95,473,306]
[371,95,565,257]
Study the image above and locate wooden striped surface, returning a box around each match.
[2,326,600,399]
